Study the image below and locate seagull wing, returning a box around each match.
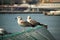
[30,19,38,25]
[20,20,32,27]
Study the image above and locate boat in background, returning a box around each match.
[44,11,60,16]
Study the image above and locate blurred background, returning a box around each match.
[0,0,60,5]
[0,0,60,40]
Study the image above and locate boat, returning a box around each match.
[0,25,55,40]
[44,11,60,16]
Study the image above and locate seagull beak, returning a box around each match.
[15,17,17,20]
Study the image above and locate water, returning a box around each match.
[0,12,60,40]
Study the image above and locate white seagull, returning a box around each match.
[0,28,4,35]
[27,16,41,27]
[17,16,32,27]
[27,16,48,28]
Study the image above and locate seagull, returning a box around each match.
[0,28,4,35]
[27,16,48,28]
[17,16,33,27]
[0,28,11,35]
[27,16,41,27]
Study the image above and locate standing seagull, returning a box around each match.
[27,16,48,28]
[27,16,41,27]
[17,16,32,27]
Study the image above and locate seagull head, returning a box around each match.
[27,16,31,19]
[27,16,31,22]
[17,16,22,20]
[0,28,4,32]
